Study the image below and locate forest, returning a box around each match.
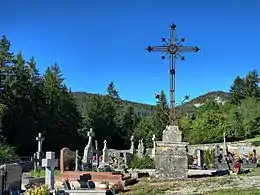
[0,35,259,158]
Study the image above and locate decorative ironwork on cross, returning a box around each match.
[146,22,200,125]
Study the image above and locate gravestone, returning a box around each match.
[42,151,58,190]
[95,140,100,167]
[36,133,44,169]
[151,134,156,158]
[60,147,76,173]
[137,140,144,157]
[75,150,79,171]
[196,149,204,168]
[0,163,22,193]
[129,136,135,154]
[82,128,95,164]
[155,125,188,179]
[101,140,108,164]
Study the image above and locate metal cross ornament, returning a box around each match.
[146,22,200,125]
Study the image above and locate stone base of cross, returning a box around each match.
[42,151,58,190]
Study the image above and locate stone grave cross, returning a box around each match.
[36,133,44,152]
[42,151,58,190]
[87,128,95,145]
[36,133,45,169]
[82,128,95,164]
[130,135,134,153]
[102,140,108,164]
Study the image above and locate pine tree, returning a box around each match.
[229,76,245,104]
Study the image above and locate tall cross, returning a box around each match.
[36,133,44,152]
[87,128,95,145]
[146,22,200,125]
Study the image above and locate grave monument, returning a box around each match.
[82,128,95,164]
[35,133,44,169]
[42,151,58,190]
[146,22,200,179]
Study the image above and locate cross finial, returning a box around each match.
[103,140,107,150]
[130,135,134,142]
[36,133,44,141]
[88,128,95,137]
[152,134,156,141]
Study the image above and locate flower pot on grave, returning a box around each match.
[99,183,109,190]
[233,162,241,174]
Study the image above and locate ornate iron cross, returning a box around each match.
[146,22,200,125]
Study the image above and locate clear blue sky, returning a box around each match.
[1,0,259,105]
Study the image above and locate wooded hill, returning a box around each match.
[73,91,230,119]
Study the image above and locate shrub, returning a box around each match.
[204,148,215,168]
[0,136,18,163]
[130,155,155,169]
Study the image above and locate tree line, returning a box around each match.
[0,35,259,157]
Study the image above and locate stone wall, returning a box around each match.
[188,141,259,155]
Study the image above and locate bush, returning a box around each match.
[130,155,155,169]
[0,136,18,163]
[204,149,215,168]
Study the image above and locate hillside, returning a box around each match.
[176,91,230,115]
[73,91,230,117]
[73,92,156,117]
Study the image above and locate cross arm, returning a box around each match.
[179,46,200,52]
[146,45,167,53]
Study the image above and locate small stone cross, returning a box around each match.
[103,140,107,150]
[152,134,156,142]
[36,133,44,152]
[42,151,58,190]
[87,128,95,145]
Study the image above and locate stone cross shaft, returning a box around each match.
[42,151,58,190]
[102,140,108,163]
[36,133,44,152]
[146,22,200,125]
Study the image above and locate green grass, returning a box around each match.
[243,136,260,142]
[30,169,60,178]
[246,167,260,176]
[200,188,260,195]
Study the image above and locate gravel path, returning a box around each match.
[131,175,260,194]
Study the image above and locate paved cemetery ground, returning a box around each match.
[121,168,260,195]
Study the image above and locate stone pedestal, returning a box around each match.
[155,125,188,179]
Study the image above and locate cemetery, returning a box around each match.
[1,119,260,194]
[0,6,260,194]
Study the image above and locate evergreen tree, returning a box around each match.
[229,76,245,104]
